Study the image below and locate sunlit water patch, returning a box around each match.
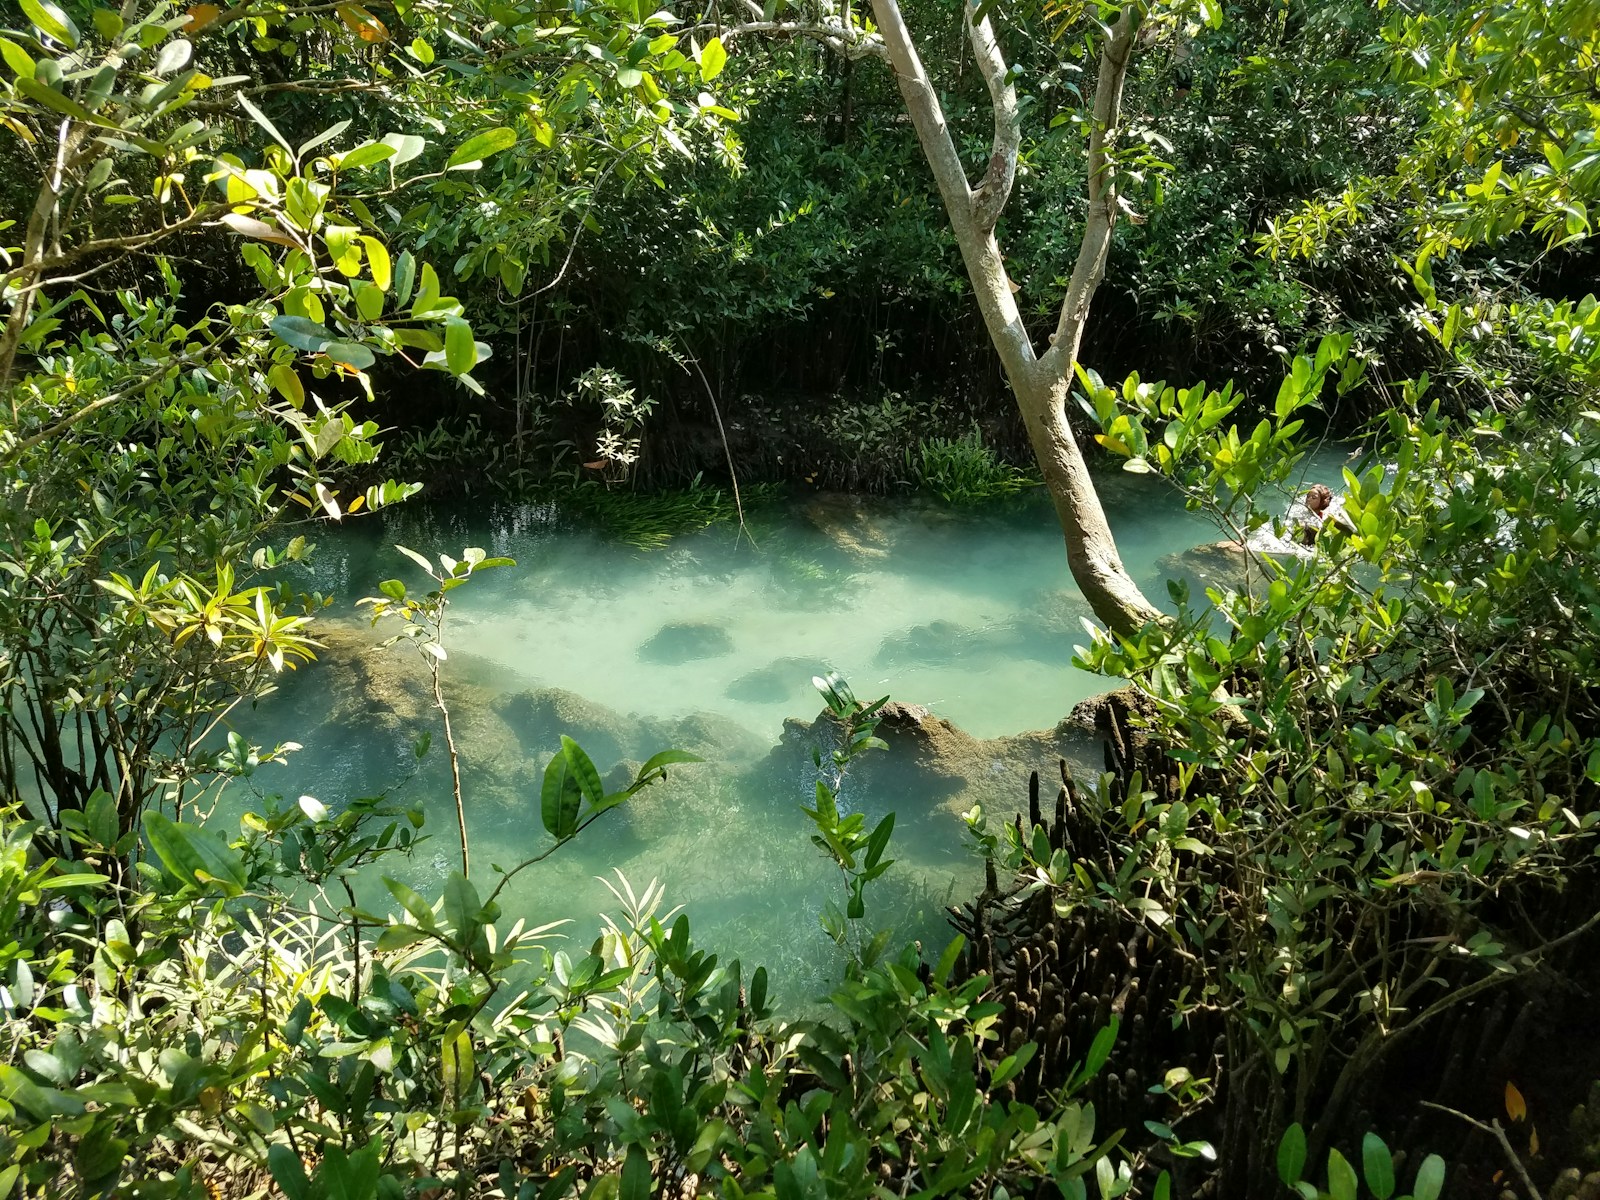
[236,467,1337,1004]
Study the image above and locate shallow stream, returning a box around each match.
[236,470,1290,1002]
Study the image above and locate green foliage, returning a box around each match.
[803,673,895,948]
[1275,1125,1443,1200]
[0,769,1169,1199]
[1050,297,1600,1178]
[909,426,1039,505]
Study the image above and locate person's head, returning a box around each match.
[1305,484,1334,515]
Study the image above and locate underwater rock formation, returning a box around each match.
[765,698,1101,839]
[801,493,893,560]
[1155,540,1263,595]
[637,620,736,664]
[725,656,828,704]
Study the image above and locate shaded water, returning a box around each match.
[237,473,1234,1002]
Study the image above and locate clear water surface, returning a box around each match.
[236,466,1328,1003]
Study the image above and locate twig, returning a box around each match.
[1421,1102,1542,1200]
[678,344,751,547]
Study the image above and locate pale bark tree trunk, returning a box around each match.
[863,0,1165,634]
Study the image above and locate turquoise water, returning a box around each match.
[235,473,1247,1001]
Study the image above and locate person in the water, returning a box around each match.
[1288,483,1338,545]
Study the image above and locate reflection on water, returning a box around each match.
[235,477,1246,1004]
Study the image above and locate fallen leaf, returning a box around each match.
[1505,1080,1527,1123]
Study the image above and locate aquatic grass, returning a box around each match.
[909,427,1040,505]
[562,477,786,550]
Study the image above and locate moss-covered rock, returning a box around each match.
[494,687,639,764]
[637,621,735,664]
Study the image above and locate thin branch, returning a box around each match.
[966,0,1020,232]
[1038,8,1139,375]
[1421,1103,1543,1200]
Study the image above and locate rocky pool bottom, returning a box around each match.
[234,479,1330,1007]
[240,620,1115,1008]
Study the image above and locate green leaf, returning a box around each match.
[620,1143,651,1200]
[1326,1148,1358,1200]
[560,736,604,806]
[338,141,397,170]
[21,0,79,47]
[441,1030,474,1101]
[442,872,483,938]
[272,315,335,353]
[380,132,426,165]
[637,748,705,782]
[268,1144,310,1200]
[541,752,582,840]
[268,361,305,407]
[1412,1155,1446,1200]
[443,316,477,373]
[0,38,37,78]
[1077,1017,1118,1084]
[700,36,727,81]
[143,812,246,893]
[236,93,294,157]
[382,876,437,927]
[446,127,517,169]
[362,237,392,290]
[1362,1133,1395,1200]
[393,251,417,308]
[1277,1123,1307,1187]
[0,1064,85,1120]
[324,340,376,370]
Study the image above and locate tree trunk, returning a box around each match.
[864,0,1164,635]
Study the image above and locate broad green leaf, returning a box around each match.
[298,118,351,158]
[1412,1154,1446,1200]
[1276,1123,1306,1186]
[1361,1133,1395,1200]
[267,1144,310,1200]
[700,36,727,81]
[560,736,604,806]
[443,316,476,373]
[446,127,517,169]
[21,0,79,47]
[1326,1148,1358,1200]
[0,38,37,78]
[324,340,376,370]
[143,811,246,893]
[637,749,705,781]
[380,132,426,165]
[267,362,305,408]
[362,237,391,290]
[442,872,483,937]
[541,751,583,839]
[271,315,335,353]
[338,141,397,170]
[620,1144,651,1200]
[440,1030,474,1100]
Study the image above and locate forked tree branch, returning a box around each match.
[967,0,1020,233]
[1038,7,1138,377]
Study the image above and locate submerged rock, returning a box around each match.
[662,710,771,763]
[1156,540,1274,596]
[495,686,639,763]
[762,699,1101,860]
[874,620,977,668]
[638,620,734,664]
[725,656,823,704]
[801,493,894,561]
